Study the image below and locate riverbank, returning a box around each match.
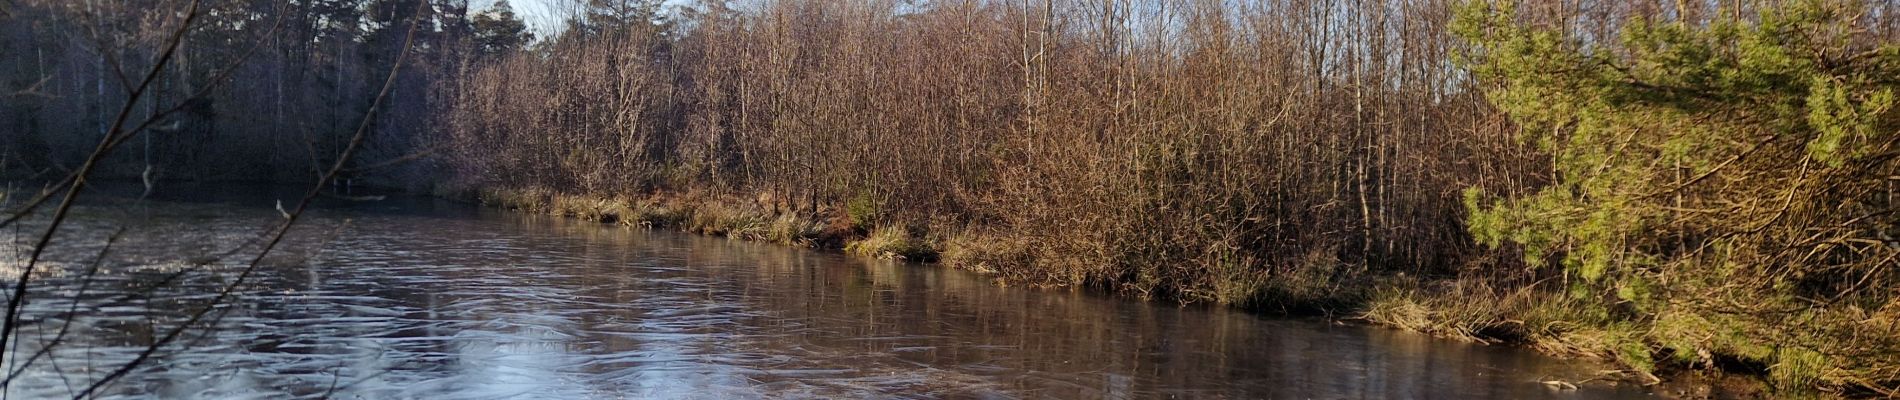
[14,190,1672,398]
[421,5,1897,396]
[436,184,1788,396]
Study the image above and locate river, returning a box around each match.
[0,185,1656,398]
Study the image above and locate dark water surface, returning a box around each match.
[0,186,1655,399]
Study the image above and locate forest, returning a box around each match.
[3,0,1897,395]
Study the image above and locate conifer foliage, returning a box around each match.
[1458,0,1899,391]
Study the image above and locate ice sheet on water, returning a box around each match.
[0,198,1656,399]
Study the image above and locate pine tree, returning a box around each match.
[472,0,532,57]
[1458,0,1899,390]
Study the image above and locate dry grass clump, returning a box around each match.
[549,195,629,222]
[844,226,938,262]
[1362,275,1900,392]
[1359,278,1663,384]
[1361,281,1521,343]
[1235,247,1354,313]
[729,212,824,246]
[940,232,1034,276]
[476,187,552,212]
[469,187,840,248]
[619,198,688,227]
[683,200,763,236]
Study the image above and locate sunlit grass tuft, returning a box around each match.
[845,226,938,261]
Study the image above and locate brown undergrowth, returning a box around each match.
[448,184,1724,391]
[429,0,1898,396]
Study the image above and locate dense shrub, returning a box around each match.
[434,0,1900,393]
[1459,0,1900,392]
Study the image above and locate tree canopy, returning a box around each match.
[1459,0,1900,389]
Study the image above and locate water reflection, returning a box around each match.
[1,193,1654,398]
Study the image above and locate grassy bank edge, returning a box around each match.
[439,185,1775,395]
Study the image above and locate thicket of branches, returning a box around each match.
[0,0,427,396]
[445,0,1538,302]
[0,0,523,182]
[440,0,1900,393]
[5,0,1897,394]
[1460,0,1900,391]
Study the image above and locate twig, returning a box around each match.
[70,4,423,396]
[0,228,124,386]
[6,74,55,99]
[0,0,202,381]
[0,6,282,232]
[342,145,442,174]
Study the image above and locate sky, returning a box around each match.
[470,0,694,37]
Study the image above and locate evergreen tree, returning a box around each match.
[472,0,532,57]
[1458,0,1899,390]
[562,0,665,41]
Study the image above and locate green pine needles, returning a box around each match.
[1457,0,1899,393]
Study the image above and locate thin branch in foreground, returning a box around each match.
[70,3,424,396]
[343,144,442,174]
[0,0,203,380]
[0,3,283,232]
[0,227,124,387]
